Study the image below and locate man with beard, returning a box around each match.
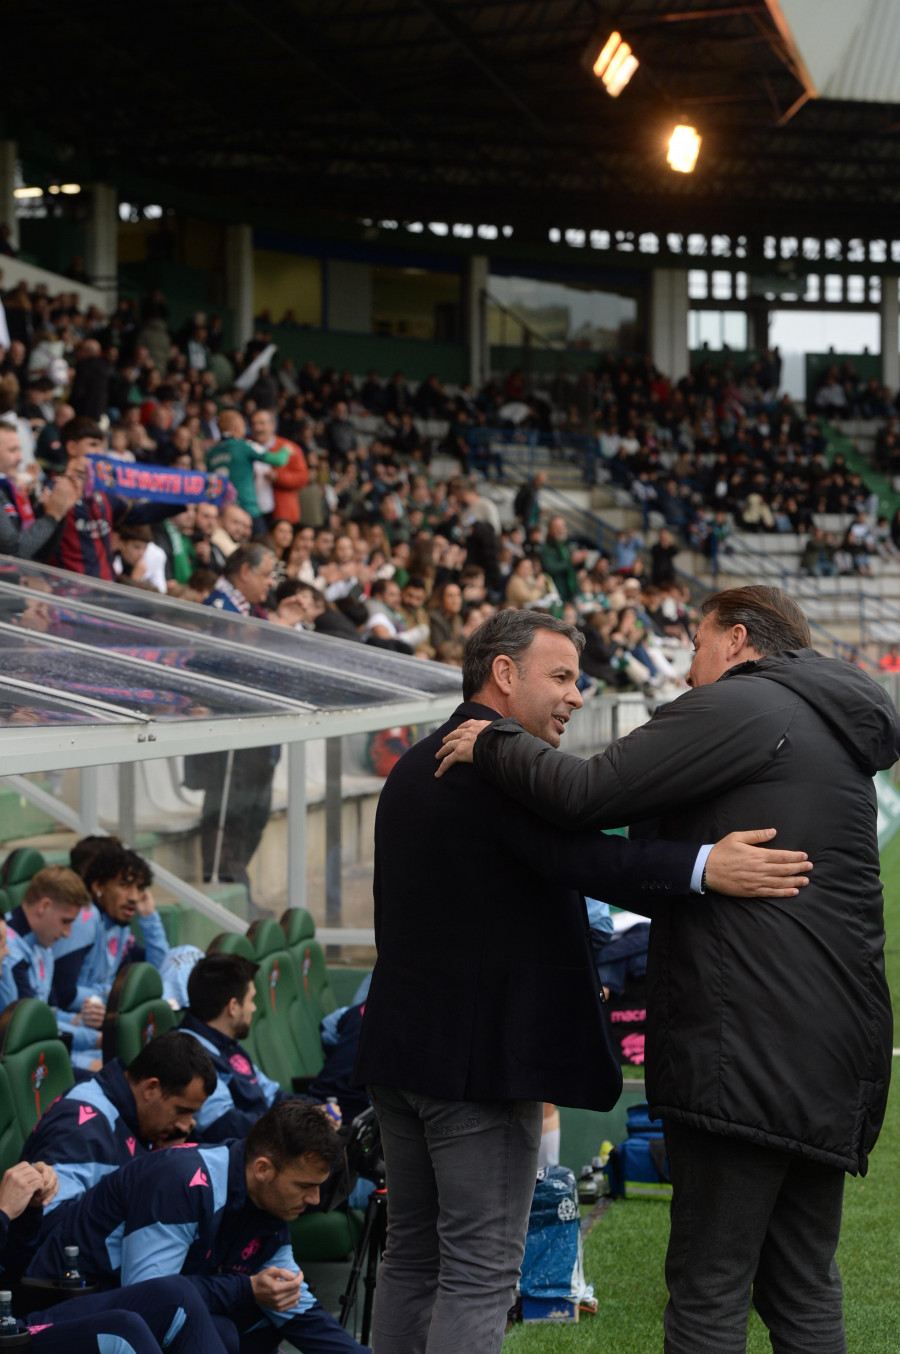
[21,1031,214,1216]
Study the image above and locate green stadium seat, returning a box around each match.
[0,1063,22,1175]
[247,918,287,960]
[281,907,316,944]
[0,849,47,908]
[102,963,176,1064]
[0,998,74,1145]
[206,932,255,960]
[280,909,337,1076]
[251,941,311,1090]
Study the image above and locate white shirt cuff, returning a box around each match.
[691,844,715,894]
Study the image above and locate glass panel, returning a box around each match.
[0,590,430,711]
[0,682,136,727]
[486,274,639,352]
[722,312,748,349]
[0,560,463,700]
[371,266,460,341]
[0,627,284,720]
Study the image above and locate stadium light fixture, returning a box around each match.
[59,183,81,195]
[13,186,43,199]
[592,32,638,97]
[667,125,701,174]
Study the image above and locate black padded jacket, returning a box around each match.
[472,650,899,1175]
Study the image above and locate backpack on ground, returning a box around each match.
[605,1101,672,1199]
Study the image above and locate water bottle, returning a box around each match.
[0,1292,15,1328]
[60,1245,84,1289]
[591,1155,610,1196]
[577,1164,598,1205]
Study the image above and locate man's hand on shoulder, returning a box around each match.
[434,720,492,777]
[706,829,812,898]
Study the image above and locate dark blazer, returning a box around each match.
[353,700,699,1111]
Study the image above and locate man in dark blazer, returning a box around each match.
[354,609,810,1354]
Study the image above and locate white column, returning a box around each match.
[465,253,489,388]
[881,276,899,396]
[0,141,18,252]
[649,268,689,381]
[84,183,118,308]
[226,223,254,349]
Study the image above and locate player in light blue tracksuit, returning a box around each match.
[26,1101,368,1354]
[3,868,100,1061]
[21,1033,215,1218]
[0,1161,230,1354]
[52,845,170,1070]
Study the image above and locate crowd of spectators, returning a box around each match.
[3,272,900,696]
[0,276,706,696]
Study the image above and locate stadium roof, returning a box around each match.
[7,1,900,245]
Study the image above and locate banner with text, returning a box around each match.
[87,456,232,507]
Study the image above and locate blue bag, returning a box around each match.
[605,1101,672,1199]
[520,1166,589,1301]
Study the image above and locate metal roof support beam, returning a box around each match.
[286,741,308,914]
[413,0,547,134]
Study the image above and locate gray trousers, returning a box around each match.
[368,1085,543,1354]
[664,1120,847,1354]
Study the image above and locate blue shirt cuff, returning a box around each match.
[691,844,715,894]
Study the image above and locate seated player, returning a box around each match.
[0,1162,229,1353]
[4,866,99,1062]
[179,953,292,1141]
[53,842,170,1069]
[22,1030,215,1214]
[27,1101,369,1354]
[179,954,343,1141]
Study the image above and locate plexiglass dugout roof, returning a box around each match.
[0,555,461,774]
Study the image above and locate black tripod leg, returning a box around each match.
[360,1187,387,1345]
[339,1191,381,1329]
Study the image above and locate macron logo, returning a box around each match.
[189,1168,210,1188]
[78,1105,97,1126]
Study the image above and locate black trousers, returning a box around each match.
[664,1120,846,1354]
[196,746,276,883]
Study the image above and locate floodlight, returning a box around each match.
[667,125,701,173]
[13,187,42,199]
[591,32,638,97]
[60,184,81,195]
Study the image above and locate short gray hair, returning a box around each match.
[462,609,584,701]
[223,542,274,580]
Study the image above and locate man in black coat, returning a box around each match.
[441,586,897,1354]
[355,608,810,1354]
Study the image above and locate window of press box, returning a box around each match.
[487,275,640,352]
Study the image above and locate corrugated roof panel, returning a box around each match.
[774,0,900,103]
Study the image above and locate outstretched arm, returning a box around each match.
[436,719,811,899]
